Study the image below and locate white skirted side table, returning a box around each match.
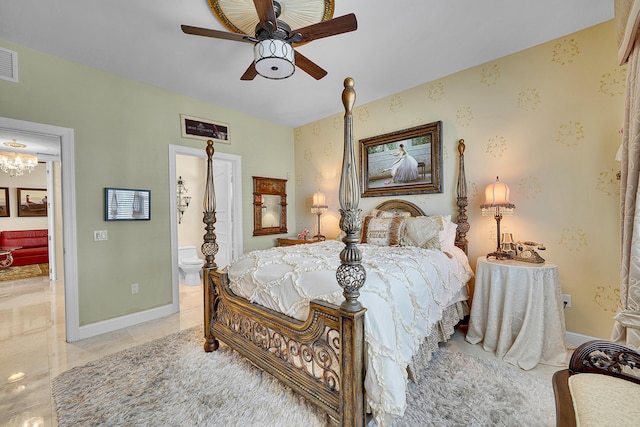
[466,256,568,370]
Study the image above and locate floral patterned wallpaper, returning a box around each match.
[293,20,624,340]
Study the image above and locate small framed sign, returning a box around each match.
[180,114,230,144]
[105,188,150,221]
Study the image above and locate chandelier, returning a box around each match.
[0,140,38,177]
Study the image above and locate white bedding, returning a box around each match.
[228,240,473,427]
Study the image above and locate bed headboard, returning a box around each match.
[372,168,470,255]
[372,140,470,254]
[373,199,425,217]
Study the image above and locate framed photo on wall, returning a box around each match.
[180,114,230,144]
[17,188,48,217]
[105,188,151,221]
[359,121,443,197]
[0,187,9,217]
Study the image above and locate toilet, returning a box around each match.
[178,246,204,286]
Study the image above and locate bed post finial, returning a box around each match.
[456,139,470,254]
[342,77,355,116]
[202,140,219,269]
[337,77,366,312]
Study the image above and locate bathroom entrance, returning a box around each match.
[169,145,243,308]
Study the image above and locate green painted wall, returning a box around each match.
[0,40,294,326]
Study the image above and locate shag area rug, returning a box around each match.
[0,263,48,282]
[53,327,556,427]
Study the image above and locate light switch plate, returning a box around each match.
[93,230,108,241]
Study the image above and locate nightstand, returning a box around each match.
[466,256,568,370]
[276,238,319,247]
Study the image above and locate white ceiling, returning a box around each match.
[0,0,614,152]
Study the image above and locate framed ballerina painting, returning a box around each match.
[359,121,442,197]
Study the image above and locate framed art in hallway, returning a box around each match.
[180,114,230,144]
[0,187,9,217]
[105,188,151,221]
[360,121,443,197]
[17,188,47,217]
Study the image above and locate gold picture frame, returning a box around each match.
[360,121,443,197]
[17,188,48,217]
[0,187,9,217]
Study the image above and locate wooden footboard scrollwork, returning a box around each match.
[201,78,470,427]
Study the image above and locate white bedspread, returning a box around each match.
[228,240,473,427]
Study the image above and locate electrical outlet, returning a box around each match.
[93,230,108,241]
[562,294,571,308]
[131,283,139,294]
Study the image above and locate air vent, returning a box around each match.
[0,47,18,82]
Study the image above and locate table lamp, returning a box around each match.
[481,176,515,259]
[311,190,328,241]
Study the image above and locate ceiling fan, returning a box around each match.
[181,0,357,80]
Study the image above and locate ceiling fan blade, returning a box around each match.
[240,62,258,80]
[181,25,254,43]
[294,51,327,80]
[293,13,357,44]
[253,0,278,31]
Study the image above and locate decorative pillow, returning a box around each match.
[439,218,458,251]
[400,216,441,248]
[361,216,406,246]
[361,211,409,243]
[360,215,374,243]
[370,208,412,219]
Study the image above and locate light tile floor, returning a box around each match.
[0,275,568,427]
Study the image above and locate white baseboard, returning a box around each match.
[71,303,178,342]
[566,331,600,349]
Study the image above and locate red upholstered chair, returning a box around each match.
[552,340,640,426]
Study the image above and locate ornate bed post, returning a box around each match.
[455,139,470,254]
[337,77,366,310]
[202,140,219,352]
[336,77,366,427]
[202,140,219,270]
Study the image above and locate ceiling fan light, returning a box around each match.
[254,39,295,79]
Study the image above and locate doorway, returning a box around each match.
[168,144,243,309]
[0,116,79,341]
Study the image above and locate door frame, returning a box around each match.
[168,144,243,307]
[0,116,79,341]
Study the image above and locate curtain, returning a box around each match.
[613,0,640,348]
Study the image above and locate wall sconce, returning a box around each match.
[177,175,191,224]
[311,190,328,241]
[481,176,515,259]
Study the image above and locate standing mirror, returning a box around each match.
[253,176,287,236]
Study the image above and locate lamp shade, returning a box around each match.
[312,191,326,208]
[484,176,510,205]
[311,190,327,215]
[480,176,515,216]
